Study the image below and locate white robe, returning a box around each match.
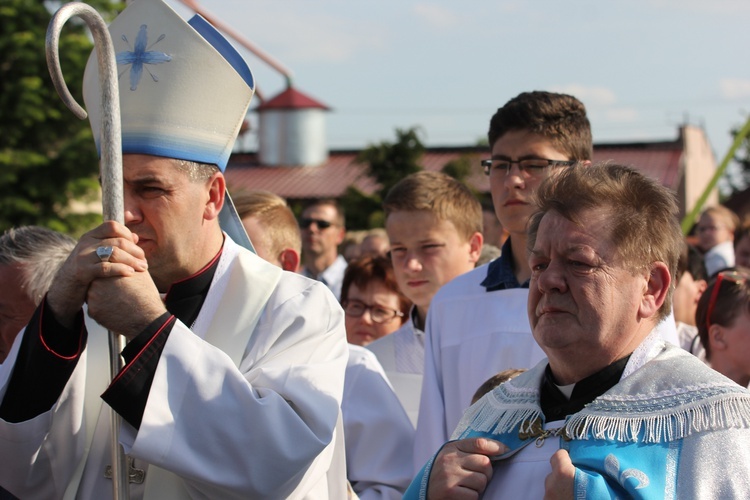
[342,345,414,500]
[704,240,735,277]
[366,314,424,427]
[413,265,543,471]
[0,237,349,499]
[408,332,750,499]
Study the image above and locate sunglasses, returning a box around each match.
[300,218,334,230]
[705,271,748,331]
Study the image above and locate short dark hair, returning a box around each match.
[528,163,682,322]
[340,255,411,320]
[488,91,592,161]
[695,267,750,360]
[677,242,707,283]
[303,199,345,227]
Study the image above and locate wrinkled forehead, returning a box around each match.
[540,205,612,235]
[533,207,617,254]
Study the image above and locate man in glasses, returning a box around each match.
[407,164,750,499]
[300,199,348,300]
[413,91,594,468]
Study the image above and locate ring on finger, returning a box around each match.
[96,246,114,263]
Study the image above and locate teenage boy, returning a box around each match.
[412,91,594,468]
[368,171,483,427]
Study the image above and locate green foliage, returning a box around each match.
[0,0,123,233]
[338,186,383,230]
[441,155,473,182]
[357,127,425,201]
[732,120,750,192]
[342,127,425,230]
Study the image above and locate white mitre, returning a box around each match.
[82,0,255,171]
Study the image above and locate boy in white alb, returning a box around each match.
[367,171,482,427]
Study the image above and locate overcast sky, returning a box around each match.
[163,0,749,170]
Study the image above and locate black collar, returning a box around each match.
[163,248,223,327]
[540,354,631,422]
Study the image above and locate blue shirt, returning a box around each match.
[480,238,529,291]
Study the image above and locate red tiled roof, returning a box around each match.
[225,140,684,200]
[255,86,330,111]
[592,141,683,189]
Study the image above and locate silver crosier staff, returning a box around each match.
[46,3,129,498]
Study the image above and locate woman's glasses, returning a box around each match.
[342,299,404,324]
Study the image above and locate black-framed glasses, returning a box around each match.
[342,299,404,324]
[705,271,748,331]
[481,158,576,177]
[300,218,334,230]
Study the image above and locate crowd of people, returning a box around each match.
[1,0,750,498]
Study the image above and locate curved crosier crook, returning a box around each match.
[46,1,123,223]
[46,3,128,498]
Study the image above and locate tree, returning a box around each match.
[441,154,473,182]
[0,0,123,234]
[341,127,425,230]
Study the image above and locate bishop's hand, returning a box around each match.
[46,221,148,330]
[87,267,166,340]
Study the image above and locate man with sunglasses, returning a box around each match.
[408,164,750,499]
[300,199,348,300]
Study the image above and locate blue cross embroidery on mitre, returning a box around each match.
[116,24,172,91]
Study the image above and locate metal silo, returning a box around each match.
[256,86,330,166]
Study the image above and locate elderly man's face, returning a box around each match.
[528,208,651,383]
[0,263,36,362]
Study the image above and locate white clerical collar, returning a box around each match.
[555,382,575,399]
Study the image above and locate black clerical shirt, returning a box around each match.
[0,249,222,429]
[539,354,631,422]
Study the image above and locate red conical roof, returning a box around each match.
[256,86,330,111]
